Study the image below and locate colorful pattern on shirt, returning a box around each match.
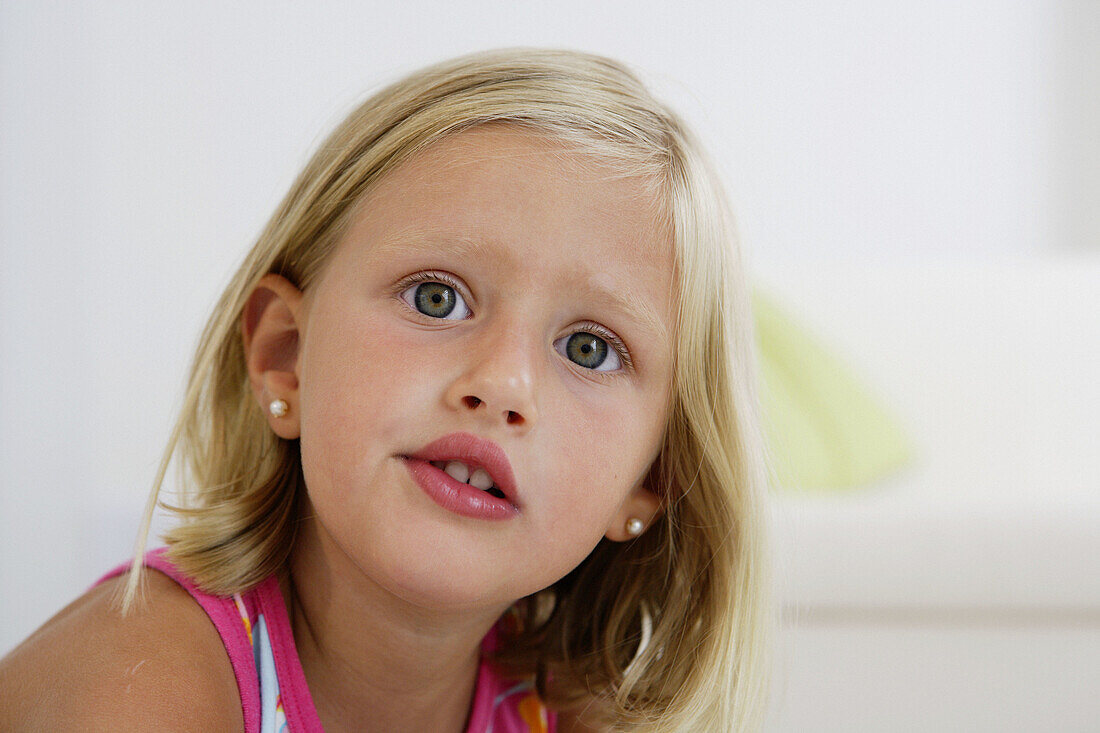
[234,593,289,733]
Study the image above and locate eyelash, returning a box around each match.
[395,270,635,373]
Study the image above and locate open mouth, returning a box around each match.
[427,460,508,500]
[401,432,519,520]
[401,455,519,521]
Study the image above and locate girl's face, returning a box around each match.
[287,126,676,611]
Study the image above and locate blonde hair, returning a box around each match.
[122,48,773,731]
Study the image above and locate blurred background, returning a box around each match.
[1,1,1097,729]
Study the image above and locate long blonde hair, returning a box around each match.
[122,48,773,731]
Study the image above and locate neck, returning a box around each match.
[282,512,508,733]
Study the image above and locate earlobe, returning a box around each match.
[241,274,305,440]
[605,484,663,542]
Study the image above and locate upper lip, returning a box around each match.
[403,432,519,506]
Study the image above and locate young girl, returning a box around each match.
[0,49,772,731]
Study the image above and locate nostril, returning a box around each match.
[463,396,482,409]
[506,411,522,424]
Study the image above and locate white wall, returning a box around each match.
[2,0,1096,726]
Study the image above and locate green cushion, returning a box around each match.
[752,286,914,491]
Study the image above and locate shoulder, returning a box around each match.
[0,567,243,731]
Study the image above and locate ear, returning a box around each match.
[604,483,663,542]
[241,273,305,440]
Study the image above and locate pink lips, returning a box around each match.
[402,432,520,521]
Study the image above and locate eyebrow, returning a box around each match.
[373,232,672,348]
[373,232,520,268]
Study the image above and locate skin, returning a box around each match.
[0,126,676,731]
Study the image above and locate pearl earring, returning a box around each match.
[269,399,288,417]
[626,517,644,536]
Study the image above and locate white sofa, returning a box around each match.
[756,255,1100,731]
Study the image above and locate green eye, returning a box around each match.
[566,333,608,369]
[414,282,457,318]
[554,330,624,372]
[399,276,471,320]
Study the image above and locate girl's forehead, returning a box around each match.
[358,126,674,262]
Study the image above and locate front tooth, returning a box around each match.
[443,461,470,483]
[468,468,494,491]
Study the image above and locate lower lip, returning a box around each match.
[402,457,519,521]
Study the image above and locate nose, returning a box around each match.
[444,319,539,429]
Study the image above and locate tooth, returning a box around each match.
[443,461,470,483]
[468,468,494,491]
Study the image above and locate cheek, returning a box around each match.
[298,312,427,489]
[303,304,430,405]
[536,388,648,524]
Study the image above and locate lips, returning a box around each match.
[401,432,520,520]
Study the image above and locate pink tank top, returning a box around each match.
[96,548,555,732]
